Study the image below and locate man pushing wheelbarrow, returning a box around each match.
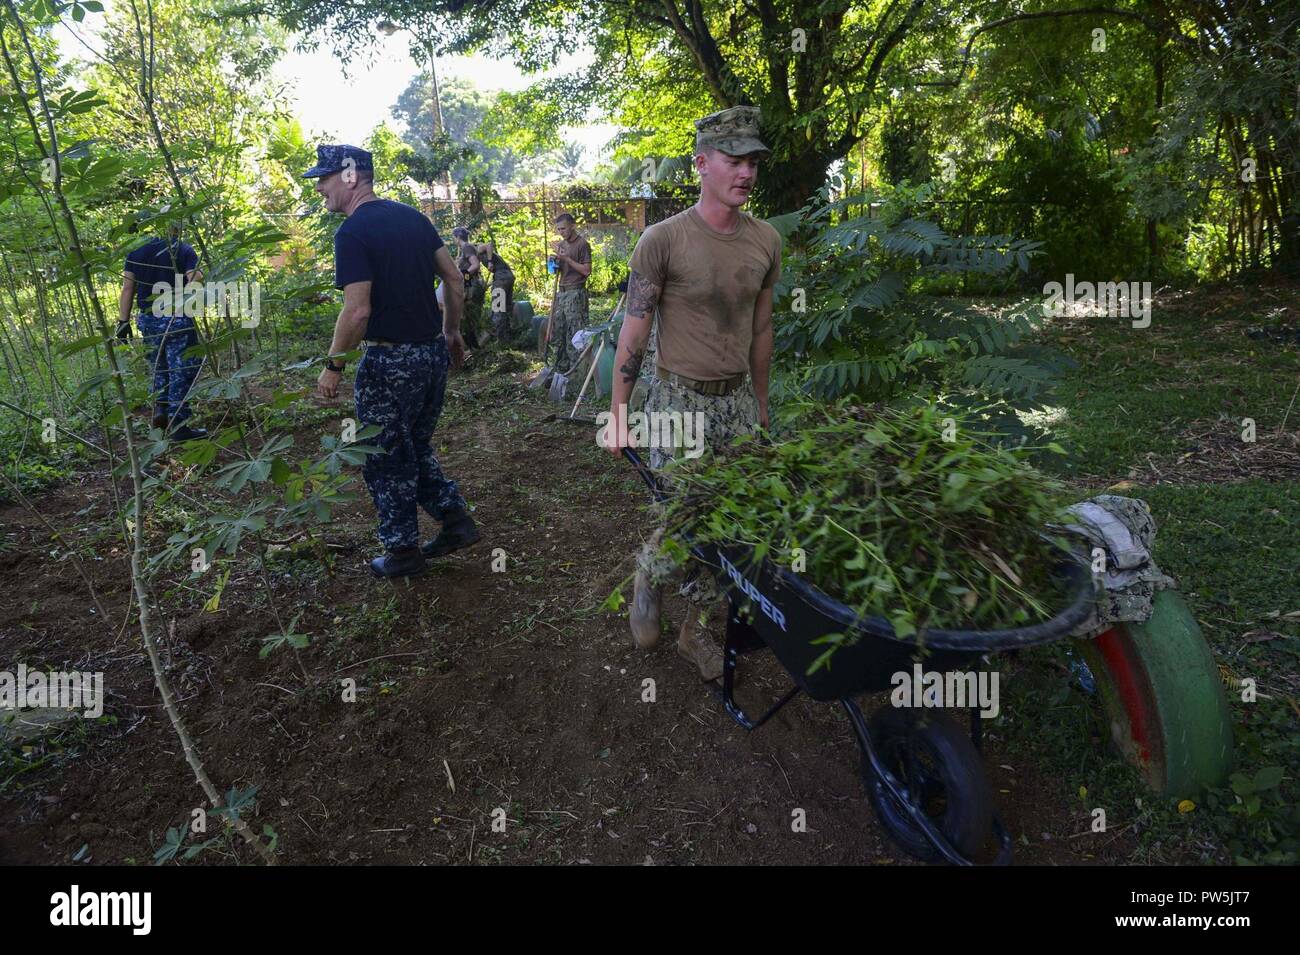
[602,106,783,680]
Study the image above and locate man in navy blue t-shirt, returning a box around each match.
[305,144,480,578]
[118,226,207,440]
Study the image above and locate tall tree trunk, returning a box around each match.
[1147,41,1165,269]
[755,153,830,217]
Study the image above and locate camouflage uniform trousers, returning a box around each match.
[136,311,202,424]
[354,338,467,552]
[463,275,486,347]
[489,274,515,339]
[550,287,589,395]
[636,373,760,606]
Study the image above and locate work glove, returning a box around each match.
[115,319,133,342]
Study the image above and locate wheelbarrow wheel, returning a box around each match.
[864,708,993,863]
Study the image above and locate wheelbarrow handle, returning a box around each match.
[622,447,713,566]
[622,446,668,502]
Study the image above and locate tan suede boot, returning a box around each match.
[629,568,662,649]
[677,608,723,681]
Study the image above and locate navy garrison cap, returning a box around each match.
[302,144,374,179]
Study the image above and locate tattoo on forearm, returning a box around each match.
[619,347,645,385]
[625,270,661,321]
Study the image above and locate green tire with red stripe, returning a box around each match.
[1075,589,1235,798]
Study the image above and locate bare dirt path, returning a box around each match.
[0,363,1131,865]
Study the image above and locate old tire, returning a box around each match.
[1075,589,1234,798]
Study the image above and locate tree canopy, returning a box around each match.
[391,73,521,183]
[261,0,1296,274]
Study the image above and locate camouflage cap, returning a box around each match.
[694,106,770,157]
[302,144,374,179]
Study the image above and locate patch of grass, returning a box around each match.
[0,417,88,504]
[328,595,403,646]
[1142,482,1300,639]
[994,648,1199,862]
[997,474,1299,863]
[263,402,341,434]
[1142,481,1299,864]
[993,287,1300,864]
[0,454,72,504]
[1040,291,1299,479]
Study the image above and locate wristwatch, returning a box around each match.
[325,359,345,373]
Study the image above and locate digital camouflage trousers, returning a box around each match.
[354,338,467,551]
[636,373,760,606]
[137,312,202,425]
[549,287,589,395]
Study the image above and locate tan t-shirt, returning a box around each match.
[629,207,781,381]
[558,234,591,289]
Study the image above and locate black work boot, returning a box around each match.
[370,546,427,579]
[420,509,481,558]
[169,424,208,442]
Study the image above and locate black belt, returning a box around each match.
[655,366,747,396]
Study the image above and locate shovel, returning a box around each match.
[544,290,623,399]
[535,289,622,417]
[537,330,608,425]
[547,367,570,402]
[529,269,563,389]
[528,365,552,390]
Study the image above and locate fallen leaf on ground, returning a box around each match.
[1242,630,1286,643]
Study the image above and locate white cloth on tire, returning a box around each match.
[1054,494,1177,636]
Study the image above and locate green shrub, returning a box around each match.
[775,184,1055,409]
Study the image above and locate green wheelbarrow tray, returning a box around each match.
[1074,589,1236,799]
